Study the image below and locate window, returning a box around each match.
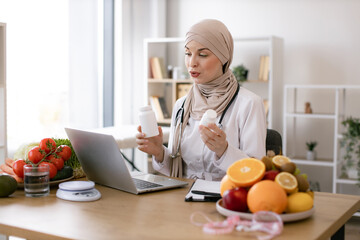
[0,0,103,156]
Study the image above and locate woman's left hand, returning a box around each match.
[199,123,228,158]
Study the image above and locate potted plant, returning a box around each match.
[232,64,248,84]
[339,117,360,181]
[306,141,317,160]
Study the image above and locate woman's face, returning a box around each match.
[185,41,223,84]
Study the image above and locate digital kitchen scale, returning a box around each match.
[56,181,101,202]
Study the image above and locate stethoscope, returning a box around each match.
[170,83,240,159]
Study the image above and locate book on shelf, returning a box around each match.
[177,83,193,99]
[258,55,270,82]
[149,57,166,79]
[149,96,164,120]
[158,97,170,119]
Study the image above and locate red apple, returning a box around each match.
[222,187,248,212]
[263,170,280,181]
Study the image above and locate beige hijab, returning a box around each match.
[170,19,238,178]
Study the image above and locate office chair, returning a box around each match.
[266,129,282,156]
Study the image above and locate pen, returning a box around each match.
[191,190,222,197]
[204,196,221,202]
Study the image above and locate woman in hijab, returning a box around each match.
[136,19,266,181]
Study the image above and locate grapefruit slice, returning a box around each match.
[275,172,298,193]
[272,155,291,169]
[226,158,265,187]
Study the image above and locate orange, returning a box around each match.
[275,172,298,194]
[272,155,291,169]
[220,175,237,196]
[226,158,265,187]
[247,180,288,214]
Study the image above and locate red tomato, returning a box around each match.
[28,146,45,164]
[13,159,27,178]
[56,145,72,161]
[39,162,57,179]
[47,154,64,170]
[39,138,57,154]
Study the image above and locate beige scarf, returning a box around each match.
[170,19,238,178]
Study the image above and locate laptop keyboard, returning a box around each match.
[133,178,162,190]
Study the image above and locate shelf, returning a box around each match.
[336,178,358,185]
[243,80,269,84]
[285,113,336,119]
[292,159,334,167]
[283,84,360,195]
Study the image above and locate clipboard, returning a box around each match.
[185,179,222,202]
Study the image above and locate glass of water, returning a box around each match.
[24,164,50,197]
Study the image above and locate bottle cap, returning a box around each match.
[139,106,152,112]
[204,109,217,119]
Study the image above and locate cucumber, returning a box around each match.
[51,166,73,181]
[0,174,18,197]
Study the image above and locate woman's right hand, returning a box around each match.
[136,125,164,162]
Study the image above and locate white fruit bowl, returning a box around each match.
[216,199,315,223]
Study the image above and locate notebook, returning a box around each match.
[185,179,221,202]
[65,127,188,194]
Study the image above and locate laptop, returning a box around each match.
[65,127,188,194]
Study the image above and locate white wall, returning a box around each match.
[165,2,359,135]
[166,0,360,86]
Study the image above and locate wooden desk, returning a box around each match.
[0,181,359,240]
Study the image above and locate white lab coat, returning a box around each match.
[152,87,266,181]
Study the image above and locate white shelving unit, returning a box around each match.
[144,37,191,125]
[0,23,7,163]
[144,36,283,130]
[283,84,360,197]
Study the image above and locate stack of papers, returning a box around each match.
[185,179,221,202]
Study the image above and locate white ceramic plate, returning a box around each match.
[216,199,315,223]
[17,176,74,189]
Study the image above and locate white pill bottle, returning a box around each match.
[199,109,217,127]
[139,106,159,138]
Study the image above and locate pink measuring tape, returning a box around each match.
[190,211,283,240]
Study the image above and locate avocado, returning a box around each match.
[0,174,18,197]
[51,166,73,181]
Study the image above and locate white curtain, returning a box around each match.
[0,0,102,158]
